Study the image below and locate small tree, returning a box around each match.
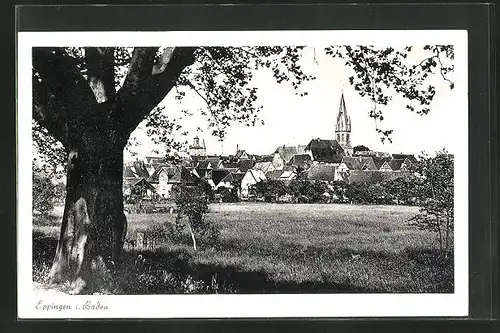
[171,183,217,251]
[409,150,454,257]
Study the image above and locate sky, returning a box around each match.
[122,46,458,161]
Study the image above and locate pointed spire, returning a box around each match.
[336,92,350,132]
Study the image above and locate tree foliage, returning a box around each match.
[33,45,454,168]
[409,150,454,256]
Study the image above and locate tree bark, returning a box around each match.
[48,131,127,294]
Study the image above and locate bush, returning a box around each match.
[216,186,240,203]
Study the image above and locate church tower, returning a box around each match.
[189,136,206,157]
[335,92,353,156]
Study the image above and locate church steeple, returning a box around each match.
[335,92,353,156]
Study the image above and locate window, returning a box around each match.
[341,133,344,141]
[346,133,350,143]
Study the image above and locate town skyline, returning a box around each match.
[124,46,457,162]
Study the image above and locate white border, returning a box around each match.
[17,30,469,319]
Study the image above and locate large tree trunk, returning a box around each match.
[48,139,127,294]
[33,46,197,294]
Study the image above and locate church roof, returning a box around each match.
[336,92,351,132]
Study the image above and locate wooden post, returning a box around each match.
[136,232,144,249]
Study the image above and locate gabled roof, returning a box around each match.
[253,161,274,173]
[237,158,255,173]
[280,170,296,179]
[145,156,166,165]
[123,177,156,191]
[265,170,284,180]
[392,154,418,164]
[388,158,406,171]
[124,161,150,179]
[275,145,308,163]
[147,164,177,183]
[232,172,245,182]
[245,169,267,183]
[288,154,312,167]
[234,150,248,160]
[307,164,337,182]
[168,166,198,184]
[341,156,376,171]
[306,139,345,163]
[372,157,391,170]
[212,169,231,186]
[220,172,234,184]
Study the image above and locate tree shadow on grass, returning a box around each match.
[115,247,373,294]
[32,233,453,294]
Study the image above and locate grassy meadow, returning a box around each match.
[32,203,453,294]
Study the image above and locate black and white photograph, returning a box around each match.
[17,30,468,318]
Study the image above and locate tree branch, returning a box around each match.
[116,47,197,136]
[32,77,67,145]
[32,48,98,145]
[85,47,116,103]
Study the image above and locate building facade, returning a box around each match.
[189,136,207,157]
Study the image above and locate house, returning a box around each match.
[288,154,312,170]
[339,156,377,171]
[237,158,256,173]
[123,161,154,199]
[253,161,275,174]
[147,164,177,198]
[380,158,407,172]
[234,149,249,161]
[265,170,284,180]
[240,169,267,198]
[144,156,167,175]
[372,157,391,170]
[123,178,156,200]
[392,154,418,164]
[168,166,199,186]
[305,139,345,163]
[212,169,235,190]
[275,145,308,164]
[279,169,296,182]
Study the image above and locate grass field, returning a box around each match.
[32,202,453,294]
